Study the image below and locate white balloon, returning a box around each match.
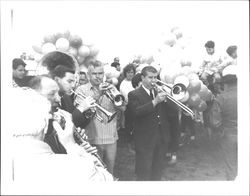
[104,65,120,79]
[41,43,56,54]
[32,43,43,54]
[111,77,118,85]
[78,45,90,57]
[77,56,85,64]
[174,75,190,88]
[89,45,99,57]
[136,63,148,74]
[68,47,78,57]
[163,33,177,47]
[55,38,70,52]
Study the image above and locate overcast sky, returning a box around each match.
[4,0,248,64]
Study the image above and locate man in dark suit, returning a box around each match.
[128,66,170,181]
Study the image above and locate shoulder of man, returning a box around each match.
[128,87,141,97]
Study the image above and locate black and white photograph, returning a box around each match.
[1,0,249,195]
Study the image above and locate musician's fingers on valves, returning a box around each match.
[155,91,168,103]
[76,127,88,139]
[99,82,111,91]
[75,95,96,113]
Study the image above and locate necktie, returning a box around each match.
[150,89,154,100]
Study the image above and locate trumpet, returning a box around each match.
[71,90,117,123]
[100,82,125,107]
[153,79,194,118]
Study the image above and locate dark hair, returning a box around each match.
[131,73,142,88]
[52,65,75,79]
[111,62,120,69]
[226,45,237,56]
[40,51,77,72]
[28,74,52,90]
[12,58,26,69]
[141,66,157,77]
[205,40,215,48]
[123,64,136,77]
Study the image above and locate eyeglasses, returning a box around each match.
[79,71,86,75]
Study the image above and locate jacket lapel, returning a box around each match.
[139,86,152,102]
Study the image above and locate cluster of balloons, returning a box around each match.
[160,65,212,112]
[32,30,99,69]
[103,65,121,86]
[154,26,195,69]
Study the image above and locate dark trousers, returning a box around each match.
[124,108,134,143]
[135,132,165,181]
[181,114,196,136]
[168,115,180,153]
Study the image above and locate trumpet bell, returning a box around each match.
[113,94,125,107]
[103,85,125,107]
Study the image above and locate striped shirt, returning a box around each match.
[75,83,118,145]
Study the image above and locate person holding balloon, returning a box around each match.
[199,40,223,95]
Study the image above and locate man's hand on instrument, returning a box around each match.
[152,91,168,106]
[99,82,112,91]
[53,109,76,146]
[75,127,88,140]
[76,96,96,113]
[80,141,98,154]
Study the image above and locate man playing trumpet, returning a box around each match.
[29,74,98,155]
[74,60,125,175]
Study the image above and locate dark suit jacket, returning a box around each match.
[44,93,90,154]
[128,86,170,149]
[60,94,90,129]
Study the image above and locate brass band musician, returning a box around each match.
[74,60,125,175]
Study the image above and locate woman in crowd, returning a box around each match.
[119,64,136,153]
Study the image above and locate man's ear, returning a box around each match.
[54,76,60,83]
[86,72,91,80]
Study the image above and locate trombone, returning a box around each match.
[71,90,117,123]
[154,79,194,118]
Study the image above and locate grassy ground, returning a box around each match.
[114,123,227,181]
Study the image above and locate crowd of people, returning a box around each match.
[11,40,237,183]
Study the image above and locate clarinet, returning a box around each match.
[73,128,107,169]
[51,108,107,169]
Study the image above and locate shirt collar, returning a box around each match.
[142,84,150,95]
